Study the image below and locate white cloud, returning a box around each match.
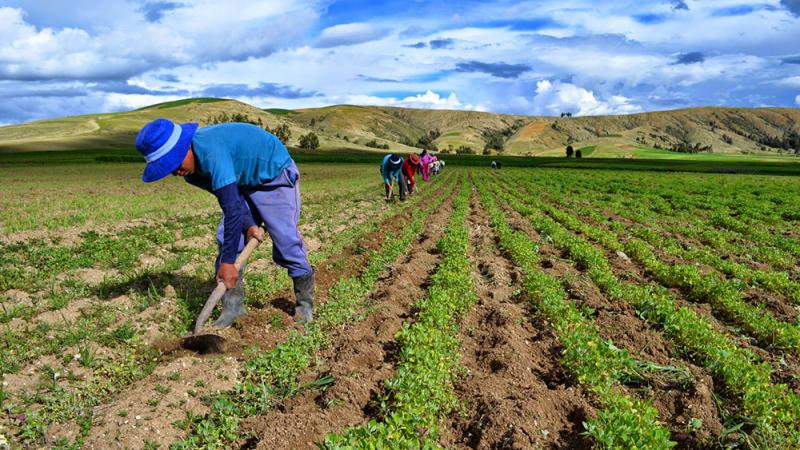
[340,90,485,111]
[315,23,390,48]
[0,3,319,81]
[796,94,800,105]
[530,79,641,116]
[777,76,800,87]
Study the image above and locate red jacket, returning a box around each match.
[402,160,417,184]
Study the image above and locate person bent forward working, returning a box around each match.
[135,118,315,325]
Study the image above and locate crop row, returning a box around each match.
[486,176,800,447]
[4,174,455,447]
[529,167,800,234]
[559,199,800,305]
[170,174,459,448]
[512,168,800,303]
[497,175,800,354]
[476,179,675,449]
[520,169,800,269]
[322,177,474,447]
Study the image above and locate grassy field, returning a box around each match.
[2,159,800,449]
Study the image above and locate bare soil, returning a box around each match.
[440,191,594,449]
[243,190,456,450]
[54,183,455,449]
[498,197,726,448]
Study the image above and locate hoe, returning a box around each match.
[181,228,264,354]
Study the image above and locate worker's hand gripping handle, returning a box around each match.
[193,228,265,334]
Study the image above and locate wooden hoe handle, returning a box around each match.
[193,229,264,334]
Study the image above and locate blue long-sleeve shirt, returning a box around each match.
[184,123,293,263]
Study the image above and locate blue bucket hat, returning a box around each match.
[135,118,198,182]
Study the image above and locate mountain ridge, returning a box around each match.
[0,98,798,159]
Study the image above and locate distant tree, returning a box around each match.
[365,139,390,150]
[566,145,574,158]
[455,145,475,155]
[266,123,291,145]
[299,132,319,150]
[721,134,734,145]
[482,129,505,153]
[575,149,583,158]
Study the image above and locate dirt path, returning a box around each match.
[440,189,594,449]
[243,190,457,449]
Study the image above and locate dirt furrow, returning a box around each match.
[495,193,725,448]
[38,182,455,449]
[440,189,594,449]
[243,190,457,450]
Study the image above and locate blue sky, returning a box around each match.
[0,0,799,124]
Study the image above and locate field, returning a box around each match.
[2,160,800,449]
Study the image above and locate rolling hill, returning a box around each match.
[0,98,798,160]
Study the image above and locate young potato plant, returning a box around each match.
[476,181,675,450]
[499,175,800,354]
[171,175,457,449]
[489,177,800,448]
[323,179,473,448]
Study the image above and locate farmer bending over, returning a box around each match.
[135,119,315,324]
[380,153,406,201]
[402,153,420,195]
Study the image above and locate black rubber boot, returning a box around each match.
[212,263,247,328]
[292,271,315,324]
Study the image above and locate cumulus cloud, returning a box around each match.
[776,76,800,87]
[455,61,531,79]
[0,3,319,81]
[342,90,485,111]
[530,79,641,116]
[315,23,389,48]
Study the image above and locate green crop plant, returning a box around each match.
[496,174,800,354]
[323,178,474,448]
[487,175,800,447]
[171,174,458,449]
[475,180,675,449]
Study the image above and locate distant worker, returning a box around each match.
[135,119,315,325]
[403,153,420,195]
[380,153,407,201]
[420,150,434,182]
[491,160,497,169]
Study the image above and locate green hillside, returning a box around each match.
[0,98,798,161]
